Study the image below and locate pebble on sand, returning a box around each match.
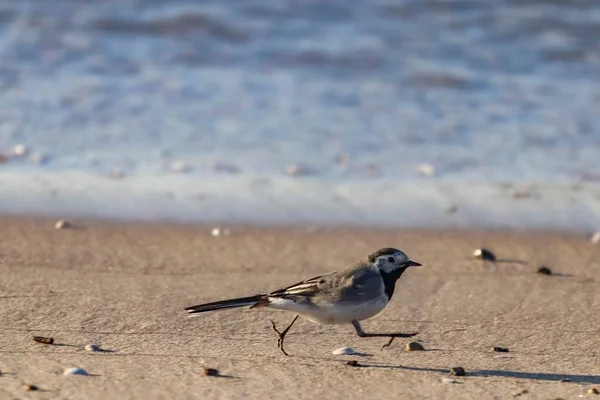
[493,346,509,352]
[473,248,496,262]
[55,220,72,230]
[63,367,88,376]
[450,367,466,376]
[588,388,600,395]
[85,344,101,352]
[332,346,356,355]
[23,384,39,391]
[346,360,359,367]
[405,341,425,351]
[536,266,552,275]
[203,368,219,376]
[591,232,600,245]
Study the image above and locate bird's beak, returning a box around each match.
[407,260,422,267]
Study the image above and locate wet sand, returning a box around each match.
[1,216,599,399]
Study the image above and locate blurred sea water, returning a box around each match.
[0,0,599,230]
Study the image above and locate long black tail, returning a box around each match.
[185,294,266,316]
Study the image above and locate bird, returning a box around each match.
[185,247,421,355]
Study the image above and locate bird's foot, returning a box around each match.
[380,332,419,351]
[269,315,299,356]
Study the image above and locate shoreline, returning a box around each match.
[0,213,596,237]
[1,170,599,232]
[1,216,599,399]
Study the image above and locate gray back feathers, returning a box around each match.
[271,261,384,305]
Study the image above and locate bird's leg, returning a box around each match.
[269,315,299,356]
[352,320,418,351]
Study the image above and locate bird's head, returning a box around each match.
[368,247,421,274]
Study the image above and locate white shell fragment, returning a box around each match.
[63,367,88,376]
[211,227,230,237]
[418,163,436,177]
[84,344,100,352]
[332,346,356,355]
[170,161,189,173]
[13,144,29,157]
[591,232,600,245]
[442,378,460,384]
[54,220,71,230]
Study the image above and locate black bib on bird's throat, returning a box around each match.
[380,267,408,300]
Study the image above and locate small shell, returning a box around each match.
[84,344,100,352]
[170,161,189,173]
[211,228,230,237]
[63,367,88,376]
[418,163,436,177]
[55,220,72,230]
[13,144,29,157]
[441,378,459,384]
[332,346,355,355]
[473,248,496,262]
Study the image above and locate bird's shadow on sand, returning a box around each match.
[358,364,600,384]
[338,351,373,357]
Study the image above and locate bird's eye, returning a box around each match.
[387,257,395,263]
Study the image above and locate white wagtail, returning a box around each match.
[185,247,421,355]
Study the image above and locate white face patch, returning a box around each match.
[376,251,410,273]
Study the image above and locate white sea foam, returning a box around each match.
[0,170,598,231]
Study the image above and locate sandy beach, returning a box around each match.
[1,216,599,399]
